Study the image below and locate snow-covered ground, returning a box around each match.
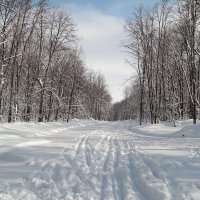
[0,119,200,200]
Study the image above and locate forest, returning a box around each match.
[0,0,111,122]
[1,1,200,199]
[111,0,200,125]
[0,0,200,125]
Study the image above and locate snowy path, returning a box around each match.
[0,120,200,199]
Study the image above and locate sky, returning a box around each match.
[50,0,162,102]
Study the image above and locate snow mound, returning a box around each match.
[126,119,200,138]
[0,119,97,138]
[175,124,200,138]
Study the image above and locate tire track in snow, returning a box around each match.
[100,137,114,200]
[43,127,169,200]
[11,125,166,200]
[122,138,145,200]
[115,136,145,200]
[127,152,170,199]
[113,138,126,200]
[68,131,114,199]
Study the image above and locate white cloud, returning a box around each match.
[64,4,133,102]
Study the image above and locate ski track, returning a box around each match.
[1,122,200,199]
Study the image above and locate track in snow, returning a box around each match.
[0,121,200,199]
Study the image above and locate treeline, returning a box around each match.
[111,0,200,124]
[111,83,138,121]
[0,0,111,122]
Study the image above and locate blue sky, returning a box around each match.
[49,0,163,102]
[50,0,161,17]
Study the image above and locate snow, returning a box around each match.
[0,119,200,199]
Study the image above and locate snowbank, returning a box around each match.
[175,124,200,138]
[0,119,97,138]
[127,119,200,138]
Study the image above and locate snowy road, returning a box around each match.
[0,120,200,199]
